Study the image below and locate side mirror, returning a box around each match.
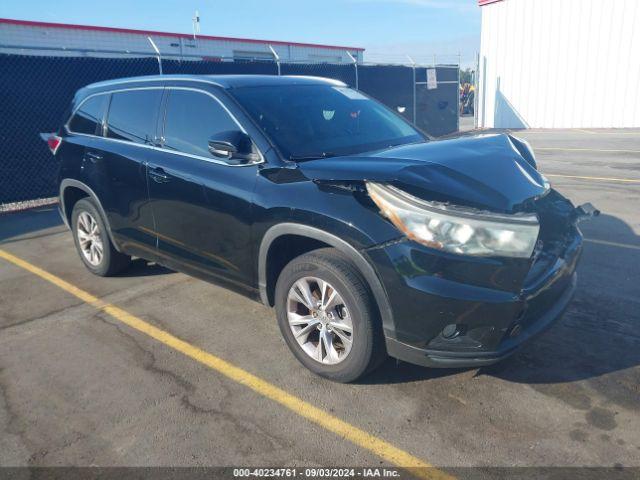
[208,131,260,163]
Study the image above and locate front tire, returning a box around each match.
[275,248,386,382]
[71,198,131,276]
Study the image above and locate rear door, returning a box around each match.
[147,87,258,288]
[100,88,164,258]
[62,93,110,185]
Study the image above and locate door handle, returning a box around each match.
[149,167,170,183]
[84,151,103,163]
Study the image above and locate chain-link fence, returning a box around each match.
[0,53,459,210]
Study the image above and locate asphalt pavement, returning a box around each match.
[0,127,638,475]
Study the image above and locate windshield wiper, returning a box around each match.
[386,139,428,149]
[289,152,337,161]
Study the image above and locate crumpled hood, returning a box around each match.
[298,134,549,213]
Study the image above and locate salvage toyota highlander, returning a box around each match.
[51,75,598,382]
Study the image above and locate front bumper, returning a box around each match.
[366,228,582,368]
[385,273,576,367]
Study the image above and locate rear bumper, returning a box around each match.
[385,273,576,368]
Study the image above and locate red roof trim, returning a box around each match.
[478,0,504,5]
[0,18,365,52]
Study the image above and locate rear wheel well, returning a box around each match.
[62,186,89,225]
[265,235,332,306]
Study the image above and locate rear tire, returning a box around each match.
[275,248,386,383]
[71,198,131,276]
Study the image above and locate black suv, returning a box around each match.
[51,75,593,382]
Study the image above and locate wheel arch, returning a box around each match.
[59,179,121,252]
[258,223,394,335]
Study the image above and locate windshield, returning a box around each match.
[229,84,425,159]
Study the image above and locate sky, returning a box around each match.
[0,0,481,67]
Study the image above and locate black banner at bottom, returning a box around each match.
[0,467,637,480]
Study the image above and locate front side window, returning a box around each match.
[68,95,108,135]
[106,89,162,145]
[229,85,424,159]
[162,90,238,158]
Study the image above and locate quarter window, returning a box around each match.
[163,90,238,158]
[68,95,108,135]
[106,89,162,145]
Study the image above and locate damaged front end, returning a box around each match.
[520,190,599,290]
[296,133,599,367]
[366,185,598,367]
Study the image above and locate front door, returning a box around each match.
[147,88,258,289]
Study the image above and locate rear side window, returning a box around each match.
[106,89,162,145]
[68,95,108,135]
[163,90,238,158]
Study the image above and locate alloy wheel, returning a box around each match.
[286,276,353,365]
[76,211,104,266]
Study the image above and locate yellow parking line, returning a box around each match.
[0,248,453,480]
[507,129,640,136]
[545,174,640,183]
[575,129,640,136]
[585,238,640,251]
[536,147,640,154]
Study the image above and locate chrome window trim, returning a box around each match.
[65,86,164,137]
[66,131,264,168]
[64,85,264,167]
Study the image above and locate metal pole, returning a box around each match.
[474,52,480,129]
[480,56,487,129]
[346,51,358,90]
[147,36,162,75]
[407,55,417,125]
[192,10,200,41]
[457,53,461,132]
[268,45,281,76]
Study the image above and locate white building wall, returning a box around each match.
[478,0,640,128]
[0,21,363,63]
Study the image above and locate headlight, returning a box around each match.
[367,182,540,258]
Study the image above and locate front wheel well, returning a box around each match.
[264,234,332,306]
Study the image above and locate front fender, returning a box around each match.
[257,222,396,340]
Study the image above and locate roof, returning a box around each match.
[83,74,346,91]
[0,18,365,52]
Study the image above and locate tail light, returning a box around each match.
[47,134,62,155]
